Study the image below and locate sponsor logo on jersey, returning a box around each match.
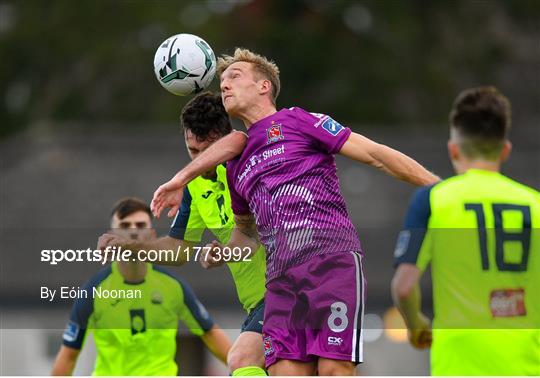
[237,146,285,183]
[63,321,79,342]
[130,309,146,335]
[202,190,213,199]
[490,288,526,317]
[263,336,275,356]
[321,117,344,136]
[267,123,284,144]
[328,336,343,346]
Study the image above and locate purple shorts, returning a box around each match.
[262,251,365,368]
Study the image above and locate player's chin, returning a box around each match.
[223,99,238,115]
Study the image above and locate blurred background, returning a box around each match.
[1,0,539,375]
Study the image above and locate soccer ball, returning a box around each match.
[153,34,216,96]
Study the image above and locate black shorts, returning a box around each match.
[241,300,265,334]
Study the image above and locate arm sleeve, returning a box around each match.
[177,278,215,336]
[226,162,251,215]
[62,287,93,349]
[169,187,205,242]
[291,107,352,154]
[394,185,434,271]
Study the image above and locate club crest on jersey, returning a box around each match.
[267,123,284,144]
[321,117,344,136]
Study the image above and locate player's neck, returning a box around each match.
[240,104,277,129]
[458,160,501,174]
[117,262,147,283]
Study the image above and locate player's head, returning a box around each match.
[217,48,280,117]
[110,197,154,242]
[448,86,512,172]
[181,91,232,178]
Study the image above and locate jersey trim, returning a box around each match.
[169,187,192,240]
[63,265,113,349]
[394,184,435,267]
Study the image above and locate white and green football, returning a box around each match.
[153,33,216,96]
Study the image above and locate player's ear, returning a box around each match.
[447,140,459,161]
[258,79,271,96]
[500,140,512,162]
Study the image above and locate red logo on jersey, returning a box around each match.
[267,123,284,144]
[490,288,526,317]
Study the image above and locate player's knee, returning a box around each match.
[227,348,260,371]
[317,360,356,376]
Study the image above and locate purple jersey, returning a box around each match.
[227,107,363,280]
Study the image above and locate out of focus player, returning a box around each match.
[152,48,439,375]
[52,198,231,376]
[391,86,539,375]
[98,93,268,376]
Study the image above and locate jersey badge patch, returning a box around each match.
[394,230,411,258]
[63,321,80,342]
[321,117,344,136]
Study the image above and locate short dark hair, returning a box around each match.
[449,86,511,160]
[181,91,232,142]
[110,197,152,220]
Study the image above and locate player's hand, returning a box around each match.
[408,312,432,349]
[97,233,129,263]
[151,177,185,218]
[200,240,226,269]
[97,233,129,250]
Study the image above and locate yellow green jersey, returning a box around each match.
[394,169,540,375]
[170,164,266,312]
[62,262,214,376]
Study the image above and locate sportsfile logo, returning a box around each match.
[328,336,343,346]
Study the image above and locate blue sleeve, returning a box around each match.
[62,266,112,349]
[169,187,193,240]
[178,278,215,332]
[394,185,434,267]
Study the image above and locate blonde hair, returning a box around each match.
[217,48,280,105]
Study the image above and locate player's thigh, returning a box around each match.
[267,359,317,376]
[317,358,356,376]
[304,252,365,364]
[228,331,265,369]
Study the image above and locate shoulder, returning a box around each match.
[81,265,113,291]
[287,106,326,123]
[404,184,437,225]
[501,175,540,199]
[152,265,183,287]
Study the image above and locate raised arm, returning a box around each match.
[151,130,248,218]
[339,132,440,186]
